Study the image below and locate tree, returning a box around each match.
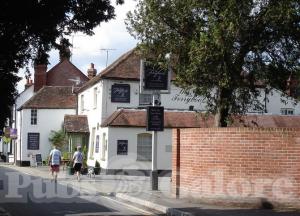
[49,129,68,149]
[126,0,300,126]
[0,0,124,129]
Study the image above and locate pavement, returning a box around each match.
[2,164,300,216]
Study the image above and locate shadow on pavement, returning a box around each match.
[0,166,160,216]
[168,207,300,216]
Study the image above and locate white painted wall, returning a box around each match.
[265,89,300,115]
[80,77,300,172]
[79,80,207,125]
[87,127,108,167]
[102,80,208,121]
[87,127,172,171]
[81,80,300,123]
[18,109,76,163]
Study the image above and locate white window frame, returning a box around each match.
[89,127,96,159]
[30,109,37,125]
[280,108,294,115]
[137,133,152,161]
[93,87,98,109]
[101,133,106,161]
[139,93,152,105]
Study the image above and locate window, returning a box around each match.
[80,94,84,112]
[139,93,152,105]
[137,133,152,161]
[31,109,37,125]
[117,140,128,155]
[89,127,96,159]
[280,108,294,115]
[101,133,107,160]
[93,88,97,108]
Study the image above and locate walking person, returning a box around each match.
[49,145,61,183]
[72,146,84,181]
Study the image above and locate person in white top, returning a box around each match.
[72,146,84,181]
[49,145,61,183]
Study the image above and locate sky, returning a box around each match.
[17,0,138,93]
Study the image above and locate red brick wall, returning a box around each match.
[172,128,300,207]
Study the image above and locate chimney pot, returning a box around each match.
[25,78,34,90]
[87,63,97,79]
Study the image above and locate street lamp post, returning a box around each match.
[151,92,159,190]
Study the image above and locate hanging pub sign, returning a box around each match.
[140,60,171,94]
[147,106,164,131]
[27,133,40,150]
[10,128,17,139]
[111,84,130,103]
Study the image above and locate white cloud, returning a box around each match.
[17,0,138,93]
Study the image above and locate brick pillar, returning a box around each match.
[34,64,47,92]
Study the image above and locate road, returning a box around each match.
[0,166,159,216]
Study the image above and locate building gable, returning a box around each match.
[46,59,89,87]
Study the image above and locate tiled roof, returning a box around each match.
[101,109,300,128]
[102,109,206,128]
[46,59,89,87]
[77,48,175,93]
[64,115,89,133]
[77,49,138,93]
[19,86,76,110]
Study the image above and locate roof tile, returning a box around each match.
[64,115,89,133]
[19,86,76,110]
[101,109,300,128]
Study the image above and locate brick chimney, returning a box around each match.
[34,64,47,92]
[24,78,33,90]
[87,63,97,79]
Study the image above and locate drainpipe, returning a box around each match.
[20,110,22,166]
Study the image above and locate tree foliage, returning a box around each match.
[49,129,68,149]
[0,0,123,129]
[126,0,300,126]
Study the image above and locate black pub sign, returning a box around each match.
[111,84,130,103]
[27,133,40,150]
[144,61,169,90]
[147,106,164,131]
[117,140,128,155]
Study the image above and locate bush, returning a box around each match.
[95,160,100,168]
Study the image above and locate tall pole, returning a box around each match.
[100,48,116,67]
[151,92,158,190]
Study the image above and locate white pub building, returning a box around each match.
[75,48,300,175]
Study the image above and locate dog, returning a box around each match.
[87,166,95,178]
